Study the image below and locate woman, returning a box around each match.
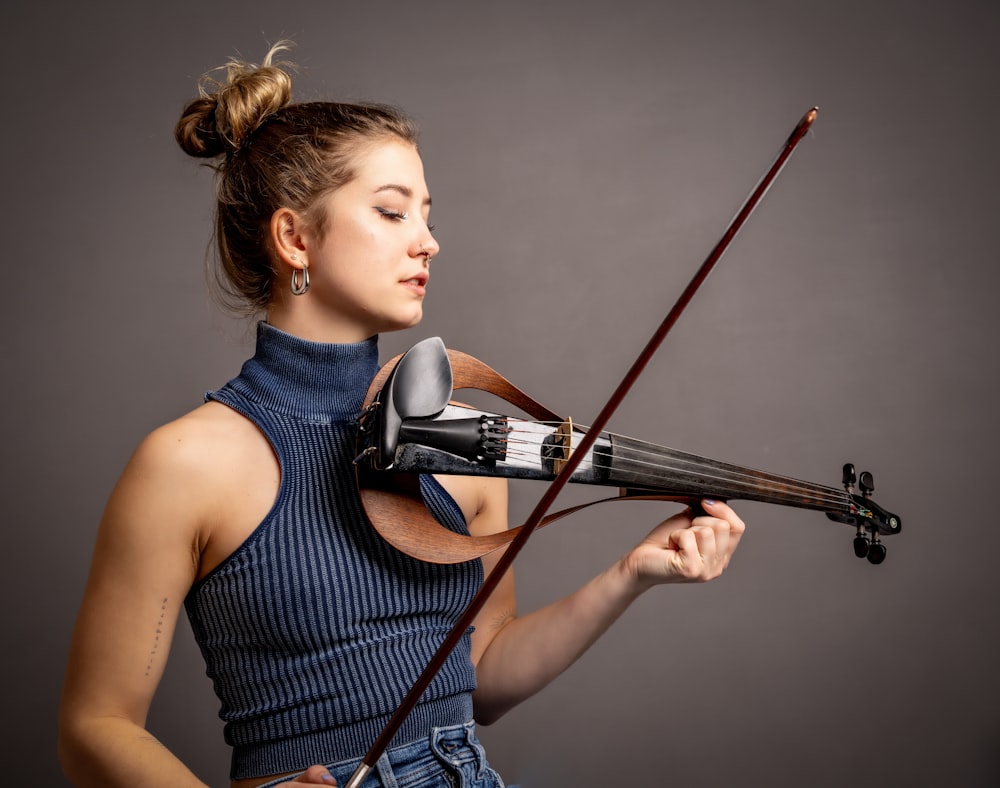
[58,44,745,787]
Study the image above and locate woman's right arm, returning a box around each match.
[58,419,213,787]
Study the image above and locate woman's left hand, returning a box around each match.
[623,499,746,590]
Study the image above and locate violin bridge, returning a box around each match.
[551,418,574,475]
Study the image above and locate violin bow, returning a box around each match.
[344,106,819,787]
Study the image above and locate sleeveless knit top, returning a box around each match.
[185,323,482,779]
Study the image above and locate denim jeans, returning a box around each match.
[257,721,512,787]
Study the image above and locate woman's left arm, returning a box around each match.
[463,477,745,725]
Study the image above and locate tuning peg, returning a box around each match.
[853,533,870,558]
[859,471,875,496]
[866,540,887,565]
[842,463,857,489]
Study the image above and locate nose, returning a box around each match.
[414,226,440,261]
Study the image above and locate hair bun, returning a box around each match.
[175,42,294,159]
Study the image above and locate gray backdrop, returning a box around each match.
[3,1,998,785]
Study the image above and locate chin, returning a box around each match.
[379,309,424,335]
[402,305,425,327]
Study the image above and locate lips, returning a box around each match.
[404,270,428,285]
[401,271,429,294]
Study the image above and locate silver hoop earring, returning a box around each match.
[291,263,310,296]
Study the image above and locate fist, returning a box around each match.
[626,499,746,588]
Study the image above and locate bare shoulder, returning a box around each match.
[106,403,265,541]
[104,406,223,536]
[120,400,276,554]
[140,400,260,465]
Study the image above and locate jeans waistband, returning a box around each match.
[231,693,475,780]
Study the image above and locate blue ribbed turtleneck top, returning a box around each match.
[184,323,482,779]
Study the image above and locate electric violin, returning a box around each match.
[343,106,901,787]
[354,336,901,565]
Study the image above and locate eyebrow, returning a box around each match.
[375,183,432,207]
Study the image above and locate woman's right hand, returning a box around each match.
[285,765,337,785]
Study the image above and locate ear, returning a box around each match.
[270,208,309,272]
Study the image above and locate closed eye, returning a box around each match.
[375,206,435,234]
[375,206,408,221]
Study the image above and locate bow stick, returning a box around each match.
[344,106,819,787]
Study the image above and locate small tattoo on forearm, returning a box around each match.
[138,734,168,750]
[144,597,168,677]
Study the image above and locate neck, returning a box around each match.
[267,295,377,345]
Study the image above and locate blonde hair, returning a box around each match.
[175,42,419,314]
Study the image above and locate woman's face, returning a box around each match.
[297,138,440,341]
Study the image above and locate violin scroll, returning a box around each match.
[830,463,899,564]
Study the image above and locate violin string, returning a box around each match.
[494,419,850,511]
[505,435,850,511]
[448,407,849,508]
[591,439,848,504]
[601,447,849,508]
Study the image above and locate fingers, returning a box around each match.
[698,500,746,542]
[628,500,747,587]
[647,500,744,537]
[689,499,745,576]
[668,521,725,581]
[656,500,745,582]
[288,765,337,785]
